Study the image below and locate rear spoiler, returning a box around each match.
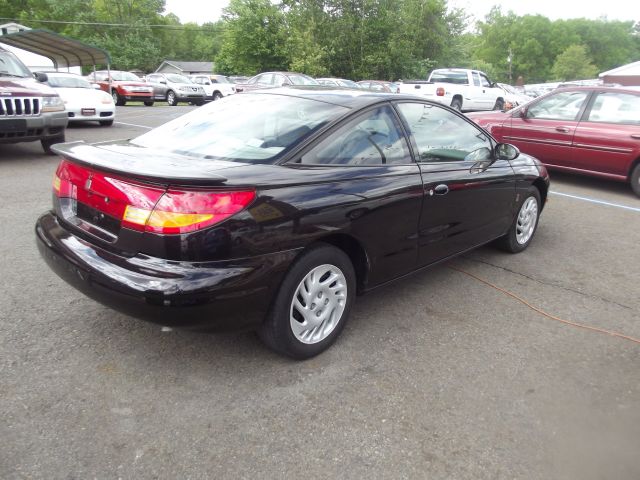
[52,141,228,185]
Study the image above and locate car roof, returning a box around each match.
[246,86,425,108]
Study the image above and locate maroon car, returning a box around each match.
[467,86,640,196]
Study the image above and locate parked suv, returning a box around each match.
[146,73,206,106]
[0,46,67,154]
[86,70,154,106]
[189,74,234,101]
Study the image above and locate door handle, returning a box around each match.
[434,184,449,195]
[555,126,570,133]
[631,134,640,140]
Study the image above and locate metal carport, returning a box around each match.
[0,28,110,72]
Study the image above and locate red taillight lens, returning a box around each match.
[54,159,255,235]
[142,190,256,234]
[436,87,445,96]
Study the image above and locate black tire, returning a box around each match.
[451,98,462,111]
[41,134,65,155]
[258,244,356,359]
[194,99,205,106]
[143,101,154,107]
[213,91,223,101]
[493,98,505,110]
[99,119,114,126]
[630,163,640,197]
[496,187,541,253]
[166,90,177,106]
[111,90,125,106]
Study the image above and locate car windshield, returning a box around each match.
[337,79,358,88]
[287,74,319,86]
[132,93,348,163]
[0,51,32,78]
[47,75,91,88]
[166,74,191,84]
[111,71,141,81]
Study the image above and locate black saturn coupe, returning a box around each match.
[36,88,549,359]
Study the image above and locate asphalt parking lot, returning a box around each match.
[2,105,639,479]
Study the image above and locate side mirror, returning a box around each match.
[159,79,167,84]
[495,143,520,161]
[34,72,48,83]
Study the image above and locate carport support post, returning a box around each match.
[107,64,112,93]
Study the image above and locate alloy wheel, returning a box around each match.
[290,264,347,344]
[516,196,538,245]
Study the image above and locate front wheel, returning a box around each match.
[41,134,65,155]
[493,98,505,111]
[630,163,640,197]
[496,187,541,253]
[258,244,356,359]
[213,91,223,101]
[166,90,177,106]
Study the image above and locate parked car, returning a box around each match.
[45,72,115,126]
[86,70,154,106]
[316,78,360,88]
[36,89,549,359]
[357,80,398,93]
[145,73,206,106]
[234,72,318,93]
[496,83,534,110]
[399,68,505,111]
[0,46,67,154]
[467,86,640,196]
[189,74,235,101]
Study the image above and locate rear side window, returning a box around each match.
[527,91,589,121]
[397,102,491,162]
[586,92,640,125]
[300,105,411,165]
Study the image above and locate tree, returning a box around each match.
[551,44,598,81]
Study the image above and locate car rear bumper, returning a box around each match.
[36,211,300,331]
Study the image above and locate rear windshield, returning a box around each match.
[132,93,348,163]
[430,71,468,85]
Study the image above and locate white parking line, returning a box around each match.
[550,191,640,213]
[114,121,152,129]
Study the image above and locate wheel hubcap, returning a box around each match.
[112,92,117,102]
[290,264,347,344]
[516,196,538,245]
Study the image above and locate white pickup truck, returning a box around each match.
[398,68,505,112]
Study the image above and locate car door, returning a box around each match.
[479,73,501,110]
[571,90,640,178]
[395,101,516,266]
[501,90,591,168]
[295,103,423,285]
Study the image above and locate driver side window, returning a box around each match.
[396,102,491,162]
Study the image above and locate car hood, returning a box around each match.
[54,87,112,104]
[0,76,58,97]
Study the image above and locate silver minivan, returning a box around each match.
[146,73,206,106]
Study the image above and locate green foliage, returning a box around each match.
[551,44,598,81]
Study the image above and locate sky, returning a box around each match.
[164,0,640,25]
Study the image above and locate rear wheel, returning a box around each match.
[259,244,355,359]
[496,187,541,253]
[99,119,113,126]
[630,163,640,197]
[111,90,125,106]
[166,90,177,106]
[41,134,65,155]
[193,99,205,106]
[451,98,462,111]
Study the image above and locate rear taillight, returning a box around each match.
[436,87,445,96]
[53,160,255,235]
[124,189,255,234]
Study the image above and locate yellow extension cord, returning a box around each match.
[448,265,640,346]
